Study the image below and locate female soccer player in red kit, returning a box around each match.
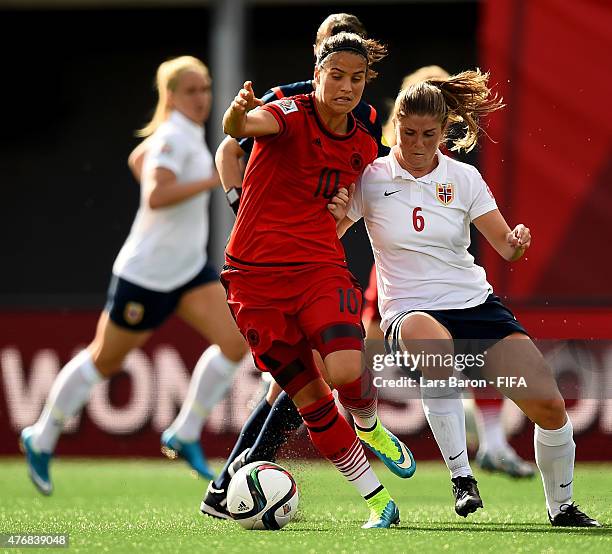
[221,32,414,529]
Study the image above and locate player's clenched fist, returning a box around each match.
[507,224,531,250]
[328,183,355,222]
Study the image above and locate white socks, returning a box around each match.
[422,393,472,479]
[476,405,509,455]
[32,350,103,454]
[167,345,240,442]
[331,437,383,497]
[534,417,575,517]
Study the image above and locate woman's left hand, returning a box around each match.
[327,183,355,222]
[507,224,531,253]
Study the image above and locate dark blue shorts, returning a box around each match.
[105,264,219,331]
[386,294,528,355]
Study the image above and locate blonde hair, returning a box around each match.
[136,56,210,137]
[383,65,450,146]
[392,68,504,153]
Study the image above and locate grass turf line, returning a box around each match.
[1,459,610,553]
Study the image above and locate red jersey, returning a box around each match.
[226,93,378,271]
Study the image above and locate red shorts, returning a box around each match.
[221,263,364,372]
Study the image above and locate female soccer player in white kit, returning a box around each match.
[21,56,247,495]
[338,70,601,527]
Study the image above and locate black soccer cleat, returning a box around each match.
[549,502,602,527]
[200,481,230,520]
[451,475,484,517]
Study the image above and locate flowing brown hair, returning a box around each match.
[392,68,504,152]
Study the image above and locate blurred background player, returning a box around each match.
[20,56,248,495]
[220,32,414,529]
[339,70,600,527]
[202,13,391,519]
[373,64,535,479]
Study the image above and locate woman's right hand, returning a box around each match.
[231,81,263,114]
[328,183,355,222]
[223,81,279,138]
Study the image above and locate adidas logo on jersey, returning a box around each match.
[237,500,249,512]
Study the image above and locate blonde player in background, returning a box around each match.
[338,69,600,527]
[21,56,248,495]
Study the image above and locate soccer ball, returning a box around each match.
[227,461,299,530]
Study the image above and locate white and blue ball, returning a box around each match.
[227,461,299,530]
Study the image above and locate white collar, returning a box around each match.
[169,110,205,141]
[388,148,448,184]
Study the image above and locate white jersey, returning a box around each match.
[348,149,498,332]
[113,110,213,292]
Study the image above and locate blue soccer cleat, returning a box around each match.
[362,498,401,529]
[20,426,53,496]
[160,429,215,480]
[476,448,535,479]
[356,419,416,479]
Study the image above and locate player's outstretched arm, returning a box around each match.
[223,81,279,138]
[474,209,531,262]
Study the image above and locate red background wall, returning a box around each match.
[1,311,610,461]
[479,0,612,306]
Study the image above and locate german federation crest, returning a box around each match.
[436,182,454,205]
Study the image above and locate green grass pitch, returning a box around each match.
[1,458,610,553]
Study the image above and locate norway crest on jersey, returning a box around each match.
[435,182,454,205]
[124,302,144,326]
